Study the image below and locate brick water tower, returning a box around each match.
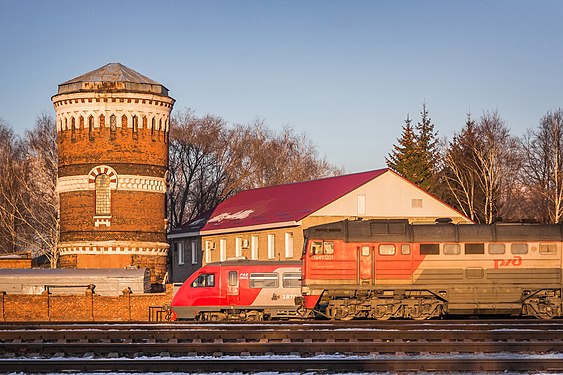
[52,63,175,285]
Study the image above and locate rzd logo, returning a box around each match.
[494,256,522,269]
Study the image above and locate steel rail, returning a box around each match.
[3,357,563,373]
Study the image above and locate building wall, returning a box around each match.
[53,89,174,284]
[313,171,470,223]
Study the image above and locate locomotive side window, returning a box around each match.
[540,243,557,255]
[401,244,411,255]
[488,243,505,254]
[420,243,439,255]
[324,241,334,254]
[191,273,215,288]
[282,272,301,288]
[443,244,460,255]
[250,273,279,288]
[228,271,238,286]
[511,243,528,254]
[361,246,370,256]
[379,244,395,256]
[311,241,323,255]
[465,243,485,255]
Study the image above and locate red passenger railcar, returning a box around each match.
[171,260,301,321]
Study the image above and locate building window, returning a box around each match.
[220,239,226,261]
[191,241,198,264]
[132,115,138,139]
[235,237,242,258]
[251,235,259,260]
[357,194,366,215]
[205,241,213,263]
[267,234,275,259]
[88,115,94,141]
[95,174,111,215]
[178,242,184,265]
[284,232,294,258]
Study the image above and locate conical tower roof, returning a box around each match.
[56,63,170,96]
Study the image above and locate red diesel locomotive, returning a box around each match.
[171,260,301,320]
[301,219,563,320]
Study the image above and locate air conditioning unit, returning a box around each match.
[242,239,250,249]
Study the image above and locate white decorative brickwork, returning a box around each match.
[57,174,166,193]
[58,241,169,256]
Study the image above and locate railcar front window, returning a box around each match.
[250,272,279,288]
[282,272,301,288]
[401,244,411,255]
[324,241,334,254]
[191,273,215,288]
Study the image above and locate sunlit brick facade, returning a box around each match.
[52,63,175,285]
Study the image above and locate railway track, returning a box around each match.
[1,319,563,373]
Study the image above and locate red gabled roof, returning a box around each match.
[201,168,388,233]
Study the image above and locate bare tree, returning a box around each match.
[440,114,481,221]
[0,114,59,264]
[440,111,521,223]
[520,109,563,223]
[167,110,342,228]
[0,118,25,253]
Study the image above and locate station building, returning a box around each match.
[168,168,472,283]
[52,63,174,285]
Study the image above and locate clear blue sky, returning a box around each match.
[1,1,562,173]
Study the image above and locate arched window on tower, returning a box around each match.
[151,117,155,141]
[132,115,138,139]
[110,115,117,140]
[95,174,111,216]
[71,117,76,141]
[88,115,94,141]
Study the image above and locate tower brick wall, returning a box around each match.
[52,64,175,285]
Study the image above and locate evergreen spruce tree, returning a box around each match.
[386,103,440,192]
[386,114,420,183]
[414,102,439,192]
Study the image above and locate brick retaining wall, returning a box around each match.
[0,285,173,321]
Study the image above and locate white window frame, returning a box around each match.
[191,241,197,265]
[220,239,227,261]
[235,237,242,258]
[357,194,366,215]
[251,235,259,260]
[267,234,275,259]
[205,240,213,264]
[178,242,184,265]
[284,232,294,258]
